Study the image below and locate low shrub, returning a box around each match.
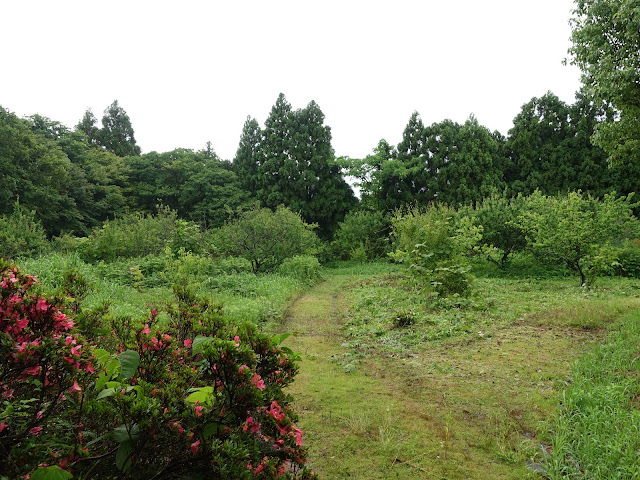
[279,256,322,283]
[0,201,48,259]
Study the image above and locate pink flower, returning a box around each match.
[141,324,151,335]
[30,427,43,436]
[15,318,28,331]
[190,439,200,455]
[35,298,48,312]
[85,362,95,374]
[293,425,303,446]
[24,366,42,376]
[183,338,192,348]
[194,405,204,417]
[0,422,7,433]
[251,373,265,391]
[238,364,249,373]
[70,380,82,394]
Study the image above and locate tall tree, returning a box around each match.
[76,108,100,145]
[99,100,141,157]
[568,0,640,165]
[233,116,262,193]
[252,94,356,238]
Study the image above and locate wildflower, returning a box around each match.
[30,427,43,436]
[141,324,151,335]
[251,373,265,391]
[184,338,192,348]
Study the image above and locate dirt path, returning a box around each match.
[276,274,600,479]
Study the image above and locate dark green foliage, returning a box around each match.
[127,148,249,229]
[0,201,48,259]
[472,193,528,268]
[213,205,318,274]
[98,100,141,157]
[240,94,356,239]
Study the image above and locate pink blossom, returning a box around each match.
[141,324,151,335]
[24,366,42,376]
[190,439,200,455]
[15,318,28,331]
[35,298,48,312]
[30,427,43,436]
[238,364,249,373]
[70,380,82,394]
[0,422,7,433]
[251,373,265,391]
[293,425,303,446]
[85,362,95,374]
[183,338,192,348]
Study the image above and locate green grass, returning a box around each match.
[543,309,640,479]
[20,252,313,325]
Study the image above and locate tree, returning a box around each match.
[252,94,356,238]
[75,108,100,145]
[99,100,141,157]
[568,0,640,165]
[519,191,640,285]
[214,206,318,273]
[233,116,262,194]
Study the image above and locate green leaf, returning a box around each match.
[30,466,73,480]
[95,358,120,391]
[186,386,214,405]
[93,348,111,365]
[118,350,140,380]
[203,422,220,439]
[115,440,133,472]
[271,333,291,346]
[111,423,139,443]
[192,335,214,355]
[96,387,116,400]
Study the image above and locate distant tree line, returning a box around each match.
[1,88,638,243]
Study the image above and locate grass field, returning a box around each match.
[16,255,640,478]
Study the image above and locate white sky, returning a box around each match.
[1,0,582,160]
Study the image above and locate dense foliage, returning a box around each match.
[0,260,317,479]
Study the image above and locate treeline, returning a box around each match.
[1,90,638,248]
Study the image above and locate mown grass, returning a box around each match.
[543,309,640,479]
[274,263,640,479]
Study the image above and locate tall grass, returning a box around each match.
[544,310,640,478]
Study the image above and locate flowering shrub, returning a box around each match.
[0,259,317,479]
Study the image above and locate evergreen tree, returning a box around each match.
[76,108,100,145]
[233,116,262,193]
[99,100,141,157]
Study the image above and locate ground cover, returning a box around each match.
[273,264,640,479]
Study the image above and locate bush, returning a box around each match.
[279,255,322,283]
[0,201,48,259]
[79,206,204,262]
[330,210,390,261]
[214,206,318,274]
[0,260,317,479]
[390,204,480,296]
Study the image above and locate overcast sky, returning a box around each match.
[1,0,582,160]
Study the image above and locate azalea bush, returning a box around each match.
[0,259,317,479]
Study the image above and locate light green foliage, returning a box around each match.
[214,205,318,274]
[79,206,203,262]
[390,205,481,296]
[568,0,640,165]
[330,209,390,261]
[0,201,48,259]
[278,255,322,283]
[518,191,640,285]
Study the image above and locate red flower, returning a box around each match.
[70,380,82,394]
[30,427,43,436]
[35,298,48,312]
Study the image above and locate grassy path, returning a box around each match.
[275,273,603,479]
